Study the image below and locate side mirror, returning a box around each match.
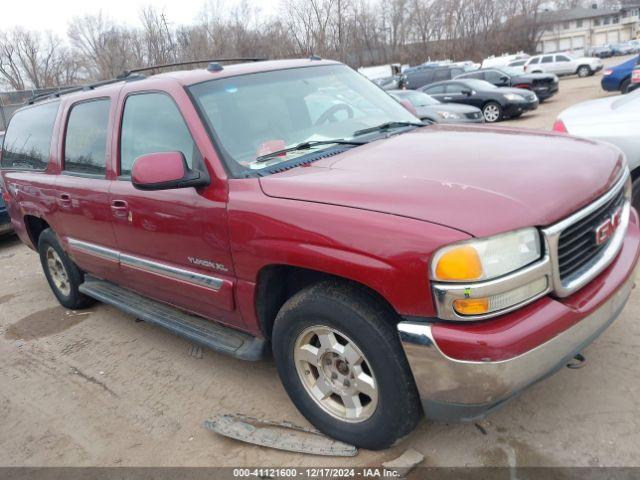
[499,76,509,83]
[399,98,418,117]
[461,88,473,96]
[131,152,209,191]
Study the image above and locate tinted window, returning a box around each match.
[541,56,554,63]
[529,57,540,65]
[433,69,450,81]
[460,71,483,79]
[120,93,197,176]
[1,101,59,170]
[556,55,571,62]
[423,84,444,94]
[485,70,508,83]
[445,83,465,94]
[64,99,110,175]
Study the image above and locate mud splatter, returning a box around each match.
[0,294,15,304]
[4,306,92,341]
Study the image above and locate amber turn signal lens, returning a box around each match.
[453,297,489,315]
[434,246,483,281]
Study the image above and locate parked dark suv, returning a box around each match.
[404,64,472,90]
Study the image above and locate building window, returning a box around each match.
[613,16,619,24]
[604,17,611,25]
[576,19,583,28]
[594,18,601,26]
[563,21,570,29]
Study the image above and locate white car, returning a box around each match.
[553,89,640,209]
[525,53,603,78]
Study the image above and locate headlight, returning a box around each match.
[431,228,542,282]
[503,93,524,101]
[437,111,461,120]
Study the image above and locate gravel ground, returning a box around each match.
[1,55,639,470]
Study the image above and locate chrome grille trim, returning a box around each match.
[543,168,631,298]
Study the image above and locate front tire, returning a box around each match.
[38,229,95,309]
[620,79,631,94]
[272,282,421,450]
[577,65,592,78]
[482,101,503,123]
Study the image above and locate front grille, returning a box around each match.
[557,186,625,281]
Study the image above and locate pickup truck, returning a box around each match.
[1,59,638,450]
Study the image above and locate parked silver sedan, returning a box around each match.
[389,89,484,124]
[553,89,640,209]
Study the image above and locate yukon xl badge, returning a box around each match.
[188,257,229,272]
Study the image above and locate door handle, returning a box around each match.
[58,193,72,207]
[111,200,129,218]
[444,96,452,100]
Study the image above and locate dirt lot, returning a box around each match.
[1,56,640,470]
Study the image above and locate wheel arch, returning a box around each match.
[23,215,51,249]
[255,264,401,340]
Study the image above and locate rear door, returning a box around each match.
[540,55,556,73]
[53,97,121,281]
[109,86,240,327]
[554,55,574,75]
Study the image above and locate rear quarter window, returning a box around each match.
[1,101,59,170]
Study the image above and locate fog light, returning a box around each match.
[453,277,548,317]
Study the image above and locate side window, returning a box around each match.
[120,93,197,177]
[424,84,444,94]
[541,56,554,63]
[64,99,110,175]
[433,69,450,81]
[1,101,59,170]
[529,57,540,65]
[445,84,465,94]
[484,70,505,83]
[556,55,571,62]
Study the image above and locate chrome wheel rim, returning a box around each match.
[46,247,71,296]
[483,104,500,122]
[294,325,378,423]
[578,67,588,77]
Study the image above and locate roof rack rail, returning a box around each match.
[118,57,267,78]
[27,74,145,105]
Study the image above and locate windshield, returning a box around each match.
[612,86,640,109]
[189,64,418,175]
[391,90,440,106]
[461,79,497,90]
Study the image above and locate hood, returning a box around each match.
[560,93,639,128]
[259,125,624,237]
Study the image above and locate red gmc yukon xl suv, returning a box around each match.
[1,59,638,450]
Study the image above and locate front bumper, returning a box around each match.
[398,220,639,422]
[504,99,538,117]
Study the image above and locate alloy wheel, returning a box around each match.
[294,325,378,423]
[483,104,500,123]
[46,247,71,296]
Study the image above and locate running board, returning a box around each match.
[79,276,268,361]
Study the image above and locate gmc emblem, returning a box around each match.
[595,207,623,246]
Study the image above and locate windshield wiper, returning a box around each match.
[255,139,367,163]
[353,121,424,137]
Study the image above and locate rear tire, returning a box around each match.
[272,281,421,450]
[482,101,503,123]
[38,229,95,309]
[577,65,591,78]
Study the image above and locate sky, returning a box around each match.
[0,0,280,36]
